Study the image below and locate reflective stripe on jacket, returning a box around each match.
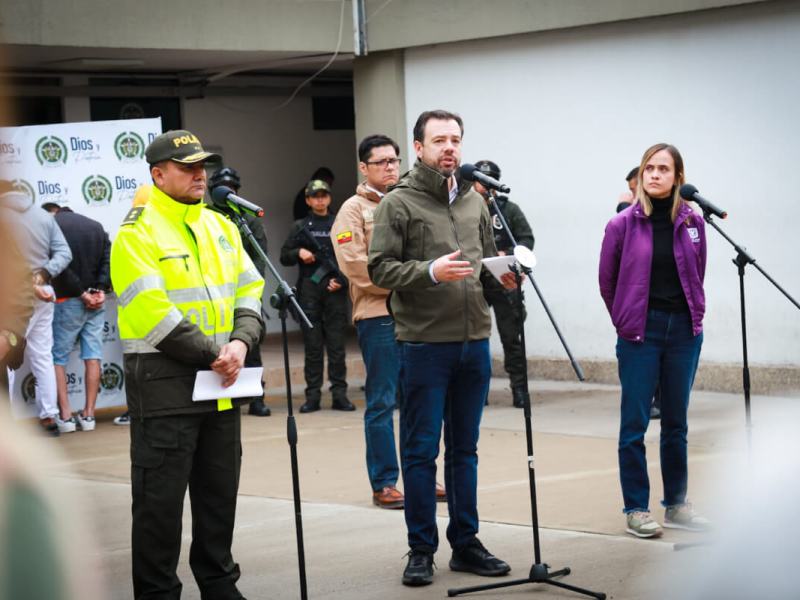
[110,186,264,416]
[112,186,263,352]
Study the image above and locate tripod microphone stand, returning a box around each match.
[448,191,603,599]
[227,205,313,600]
[700,209,800,453]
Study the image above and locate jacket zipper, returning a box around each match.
[448,203,468,342]
[184,225,217,340]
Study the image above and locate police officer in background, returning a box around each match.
[111,130,264,599]
[473,160,535,408]
[208,166,271,417]
[280,180,353,413]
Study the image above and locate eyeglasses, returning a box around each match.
[365,158,402,168]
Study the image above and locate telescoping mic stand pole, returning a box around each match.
[700,209,800,454]
[448,191,603,599]
[227,206,313,600]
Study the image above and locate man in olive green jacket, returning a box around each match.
[368,110,515,588]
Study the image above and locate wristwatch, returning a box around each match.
[1,330,19,348]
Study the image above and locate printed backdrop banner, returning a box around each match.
[1,117,162,417]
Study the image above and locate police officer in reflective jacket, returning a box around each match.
[280,179,353,413]
[208,166,271,417]
[473,160,535,408]
[110,130,264,600]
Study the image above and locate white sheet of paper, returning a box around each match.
[192,367,263,401]
[481,255,518,282]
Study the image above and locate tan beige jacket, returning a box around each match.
[331,183,391,322]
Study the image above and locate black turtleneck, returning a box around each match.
[648,195,689,313]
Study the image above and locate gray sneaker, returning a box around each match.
[626,511,663,538]
[664,503,710,531]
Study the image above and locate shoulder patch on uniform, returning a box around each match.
[121,206,144,226]
[336,231,353,245]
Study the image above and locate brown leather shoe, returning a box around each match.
[435,482,446,502]
[372,485,404,509]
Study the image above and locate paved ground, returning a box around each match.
[40,337,800,599]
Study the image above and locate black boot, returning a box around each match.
[512,386,529,409]
[248,397,271,416]
[331,396,356,411]
[300,396,321,413]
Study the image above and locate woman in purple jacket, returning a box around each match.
[599,143,709,539]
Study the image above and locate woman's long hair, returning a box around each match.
[635,143,686,222]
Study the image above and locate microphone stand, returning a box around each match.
[488,191,584,380]
[701,209,800,454]
[448,192,602,599]
[225,203,313,600]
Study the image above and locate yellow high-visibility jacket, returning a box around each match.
[110,185,264,417]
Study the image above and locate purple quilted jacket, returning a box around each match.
[599,202,706,342]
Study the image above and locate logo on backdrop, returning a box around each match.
[102,319,119,343]
[11,179,35,207]
[0,141,22,164]
[35,135,68,166]
[82,175,113,205]
[100,362,125,392]
[36,179,70,206]
[70,135,102,163]
[21,374,37,404]
[114,131,145,162]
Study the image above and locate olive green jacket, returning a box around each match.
[368,161,499,342]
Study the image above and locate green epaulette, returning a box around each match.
[121,206,144,226]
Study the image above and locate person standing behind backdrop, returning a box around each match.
[599,143,709,539]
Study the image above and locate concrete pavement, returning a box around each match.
[43,335,800,599]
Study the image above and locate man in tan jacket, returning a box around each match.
[331,134,407,509]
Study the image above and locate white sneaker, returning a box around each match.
[55,415,77,434]
[113,412,131,426]
[626,510,663,538]
[76,410,96,431]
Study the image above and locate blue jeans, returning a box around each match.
[398,339,491,551]
[52,298,105,365]
[616,310,703,513]
[356,316,401,491]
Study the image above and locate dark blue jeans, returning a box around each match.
[398,339,491,551]
[356,316,401,491]
[616,310,703,513]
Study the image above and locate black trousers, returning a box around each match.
[485,290,528,390]
[297,277,348,400]
[131,408,243,600]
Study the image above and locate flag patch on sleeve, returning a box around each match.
[336,231,353,245]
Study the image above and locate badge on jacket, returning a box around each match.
[687,227,700,243]
[336,231,353,245]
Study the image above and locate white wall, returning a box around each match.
[403,3,800,365]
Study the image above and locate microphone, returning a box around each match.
[210,185,264,218]
[679,184,727,219]
[460,163,511,194]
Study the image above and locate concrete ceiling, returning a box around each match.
[2,44,354,80]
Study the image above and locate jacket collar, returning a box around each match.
[150,185,205,224]
[405,160,471,205]
[632,199,698,227]
[356,182,382,204]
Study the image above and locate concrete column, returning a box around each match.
[62,76,91,123]
[352,50,408,163]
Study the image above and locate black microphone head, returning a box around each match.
[210,184,234,204]
[460,163,478,182]
[679,183,698,200]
